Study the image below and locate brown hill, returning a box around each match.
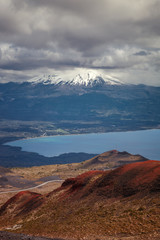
[0,160,160,240]
[0,191,44,217]
[79,150,148,170]
[52,160,160,200]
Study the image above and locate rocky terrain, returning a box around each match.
[0,150,147,207]
[0,231,66,240]
[0,159,159,240]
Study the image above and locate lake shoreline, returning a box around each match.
[4,126,160,145]
[0,126,160,168]
[6,129,160,161]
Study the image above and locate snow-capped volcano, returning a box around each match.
[67,72,123,86]
[28,72,124,86]
[28,74,63,85]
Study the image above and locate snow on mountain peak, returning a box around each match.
[68,72,101,86]
[28,74,64,85]
[67,72,123,86]
[28,72,124,86]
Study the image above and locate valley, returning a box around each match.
[0,150,146,202]
[0,76,159,169]
[0,137,160,239]
[1,0,160,238]
[0,74,160,239]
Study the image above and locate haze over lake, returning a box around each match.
[7,129,160,160]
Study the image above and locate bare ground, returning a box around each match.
[0,231,67,240]
[0,231,160,240]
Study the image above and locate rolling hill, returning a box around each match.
[0,160,160,240]
[79,149,148,169]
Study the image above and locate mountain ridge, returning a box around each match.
[28,72,124,86]
[0,76,160,136]
[79,150,148,169]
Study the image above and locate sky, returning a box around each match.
[0,0,160,86]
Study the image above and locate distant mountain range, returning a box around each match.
[28,72,124,86]
[0,72,160,133]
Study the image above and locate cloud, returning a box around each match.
[134,51,149,56]
[0,0,160,85]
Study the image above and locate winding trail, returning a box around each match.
[0,179,63,194]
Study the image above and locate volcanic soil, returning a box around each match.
[0,160,160,240]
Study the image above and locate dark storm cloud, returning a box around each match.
[134,51,149,56]
[0,0,160,85]
[1,0,159,50]
[0,57,81,71]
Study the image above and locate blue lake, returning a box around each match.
[6,129,160,160]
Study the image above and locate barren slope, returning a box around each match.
[79,150,148,169]
[0,160,160,239]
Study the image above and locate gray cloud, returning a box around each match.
[0,0,160,85]
[134,51,149,56]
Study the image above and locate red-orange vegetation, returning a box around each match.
[0,161,160,222]
[62,170,103,187]
[47,161,160,201]
[93,160,160,198]
[0,191,44,217]
[51,170,104,200]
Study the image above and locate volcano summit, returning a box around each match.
[28,71,124,86]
